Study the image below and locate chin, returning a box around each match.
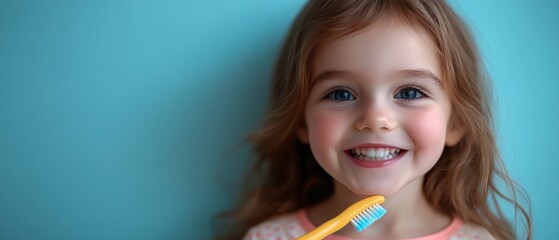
[346,176,423,199]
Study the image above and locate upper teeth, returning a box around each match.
[351,147,401,160]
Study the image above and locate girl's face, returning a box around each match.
[298,20,464,197]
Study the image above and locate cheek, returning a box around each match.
[306,109,347,154]
[405,109,448,151]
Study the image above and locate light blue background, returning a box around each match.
[0,0,557,239]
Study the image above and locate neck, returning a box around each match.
[307,177,451,238]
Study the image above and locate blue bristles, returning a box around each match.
[350,204,387,232]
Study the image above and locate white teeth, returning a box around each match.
[366,149,376,158]
[375,149,384,158]
[350,147,402,161]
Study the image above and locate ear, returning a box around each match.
[445,115,465,146]
[296,126,309,144]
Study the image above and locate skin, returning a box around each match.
[297,19,464,238]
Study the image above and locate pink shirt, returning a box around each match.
[243,209,495,240]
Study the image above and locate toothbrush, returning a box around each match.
[296,195,386,240]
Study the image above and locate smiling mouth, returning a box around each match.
[348,147,404,161]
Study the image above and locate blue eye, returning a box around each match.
[394,87,425,100]
[325,89,355,101]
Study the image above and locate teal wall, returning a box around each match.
[0,0,556,239]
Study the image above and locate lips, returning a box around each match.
[345,145,407,168]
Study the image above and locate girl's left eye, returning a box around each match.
[325,89,356,101]
[394,87,425,100]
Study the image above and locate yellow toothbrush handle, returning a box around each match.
[295,195,385,240]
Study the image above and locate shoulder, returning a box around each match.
[242,210,306,240]
[451,220,496,240]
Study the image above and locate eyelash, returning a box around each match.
[322,86,356,101]
[396,84,430,100]
[321,84,430,101]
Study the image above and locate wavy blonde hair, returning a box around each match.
[215,0,531,239]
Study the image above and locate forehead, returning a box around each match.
[311,20,442,85]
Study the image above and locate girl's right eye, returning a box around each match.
[324,89,356,101]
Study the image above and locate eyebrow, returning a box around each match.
[311,70,350,85]
[398,69,443,88]
[311,69,443,88]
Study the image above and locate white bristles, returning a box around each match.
[350,204,387,232]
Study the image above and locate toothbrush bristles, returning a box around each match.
[350,204,387,232]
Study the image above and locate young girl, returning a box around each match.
[217,0,531,239]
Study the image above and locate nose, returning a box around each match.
[354,100,398,132]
